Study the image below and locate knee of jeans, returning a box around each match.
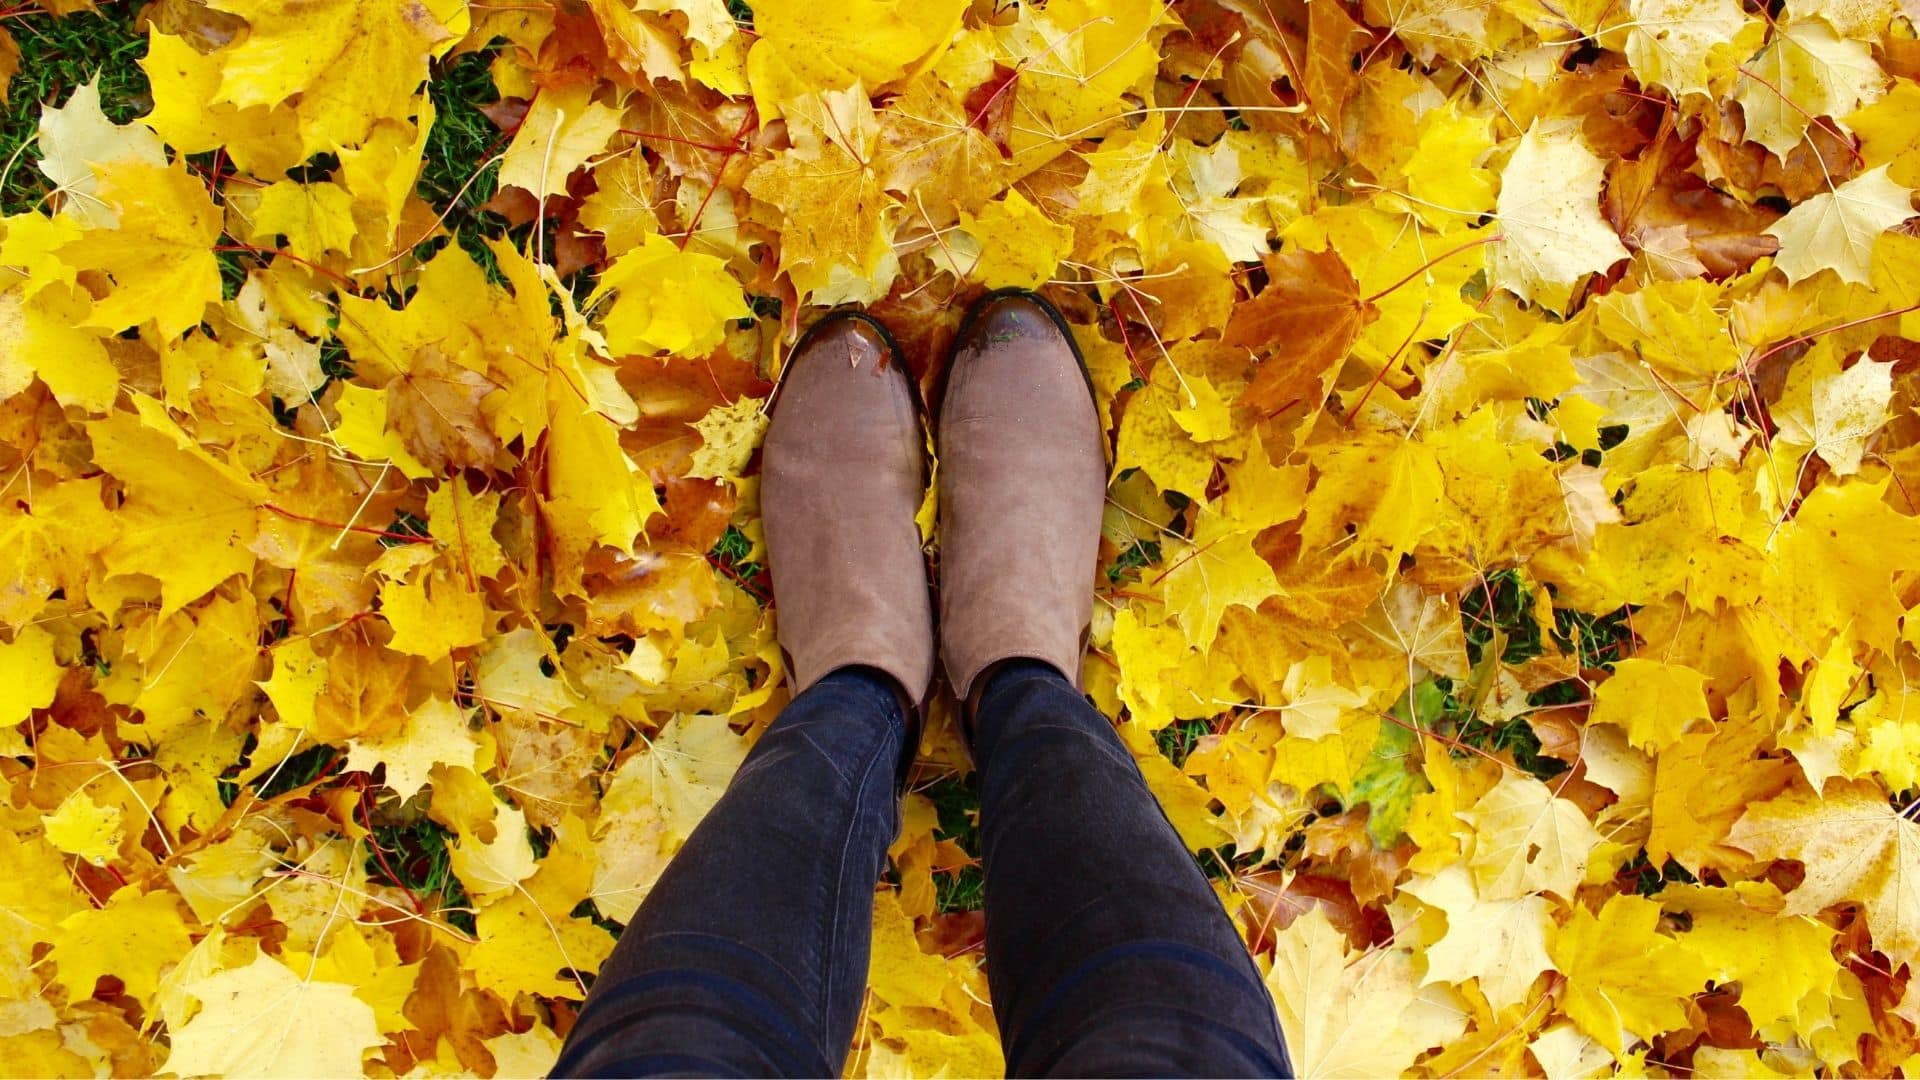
[984,718,1137,778]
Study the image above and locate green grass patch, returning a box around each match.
[1106,538,1161,585]
[1618,849,1698,897]
[365,812,478,935]
[936,862,985,912]
[0,3,151,215]
[381,510,432,547]
[710,524,768,606]
[414,46,512,276]
[1452,570,1639,772]
[922,774,984,914]
[247,743,339,800]
[1407,672,1565,781]
[1460,568,1543,668]
[1154,717,1209,769]
[1552,603,1637,670]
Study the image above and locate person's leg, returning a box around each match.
[557,312,937,1077]
[552,666,909,1077]
[974,659,1293,1078]
[933,292,1290,1075]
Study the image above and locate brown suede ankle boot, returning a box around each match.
[762,313,935,705]
[937,292,1107,703]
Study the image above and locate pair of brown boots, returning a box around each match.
[760,293,1106,715]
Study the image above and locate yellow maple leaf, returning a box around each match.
[162,948,385,1078]
[1268,906,1470,1078]
[579,154,665,257]
[47,885,193,1011]
[485,1024,564,1079]
[992,0,1172,153]
[954,189,1074,290]
[467,878,611,1001]
[605,713,749,840]
[87,399,268,614]
[344,697,487,801]
[1549,892,1711,1055]
[499,83,625,202]
[0,624,62,729]
[743,86,897,304]
[247,179,357,262]
[1126,730,1233,851]
[34,79,164,228]
[0,285,115,413]
[450,800,541,902]
[1462,771,1603,901]
[686,396,770,483]
[425,476,509,581]
[1774,343,1895,477]
[1767,166,1916,286]
[745,0,967,120]
[58,161,222,336]
[1785,0,1902,35]
[1730,779,1920,968]
[1622,0,1755,99]
[331,381,432,479]
[379,565,487,661]
[1661,881,1840,1029]
[1301,433,1445,567]
[1395,102,1496,226]
[1733,17,1885,158]
[1,210,82,295]
[588,232,751,357]
[1647,718,1796,874]
[1590,277,1741,380]
[1590,658,1713,752]
[140,32,303,175]
[864,889,1003,1075]
[1400,863,1556,1011]
[1772,479,1920,655]
[1490,122,1631,312]
[40,789,124,867]
[1855,690,1920,792]
[1115,363,1215,501]
[206,0,460,154]
[1849,78,1920,187]
[1159,522,1281,651]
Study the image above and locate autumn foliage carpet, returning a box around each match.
[4,0,1920,1075]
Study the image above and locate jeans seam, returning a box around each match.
[818,690,901,1056]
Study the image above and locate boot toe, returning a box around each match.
[971,294,1062,349]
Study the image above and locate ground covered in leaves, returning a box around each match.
[4,0,1920,1075]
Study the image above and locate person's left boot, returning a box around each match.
[761,313,936,706]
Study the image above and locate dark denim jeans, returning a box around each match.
[552,661,1291,1078]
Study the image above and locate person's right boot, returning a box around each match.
[762,313,935,709]
[937,292,1107,709]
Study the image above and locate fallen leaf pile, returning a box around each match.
[4,0,1920,1075]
